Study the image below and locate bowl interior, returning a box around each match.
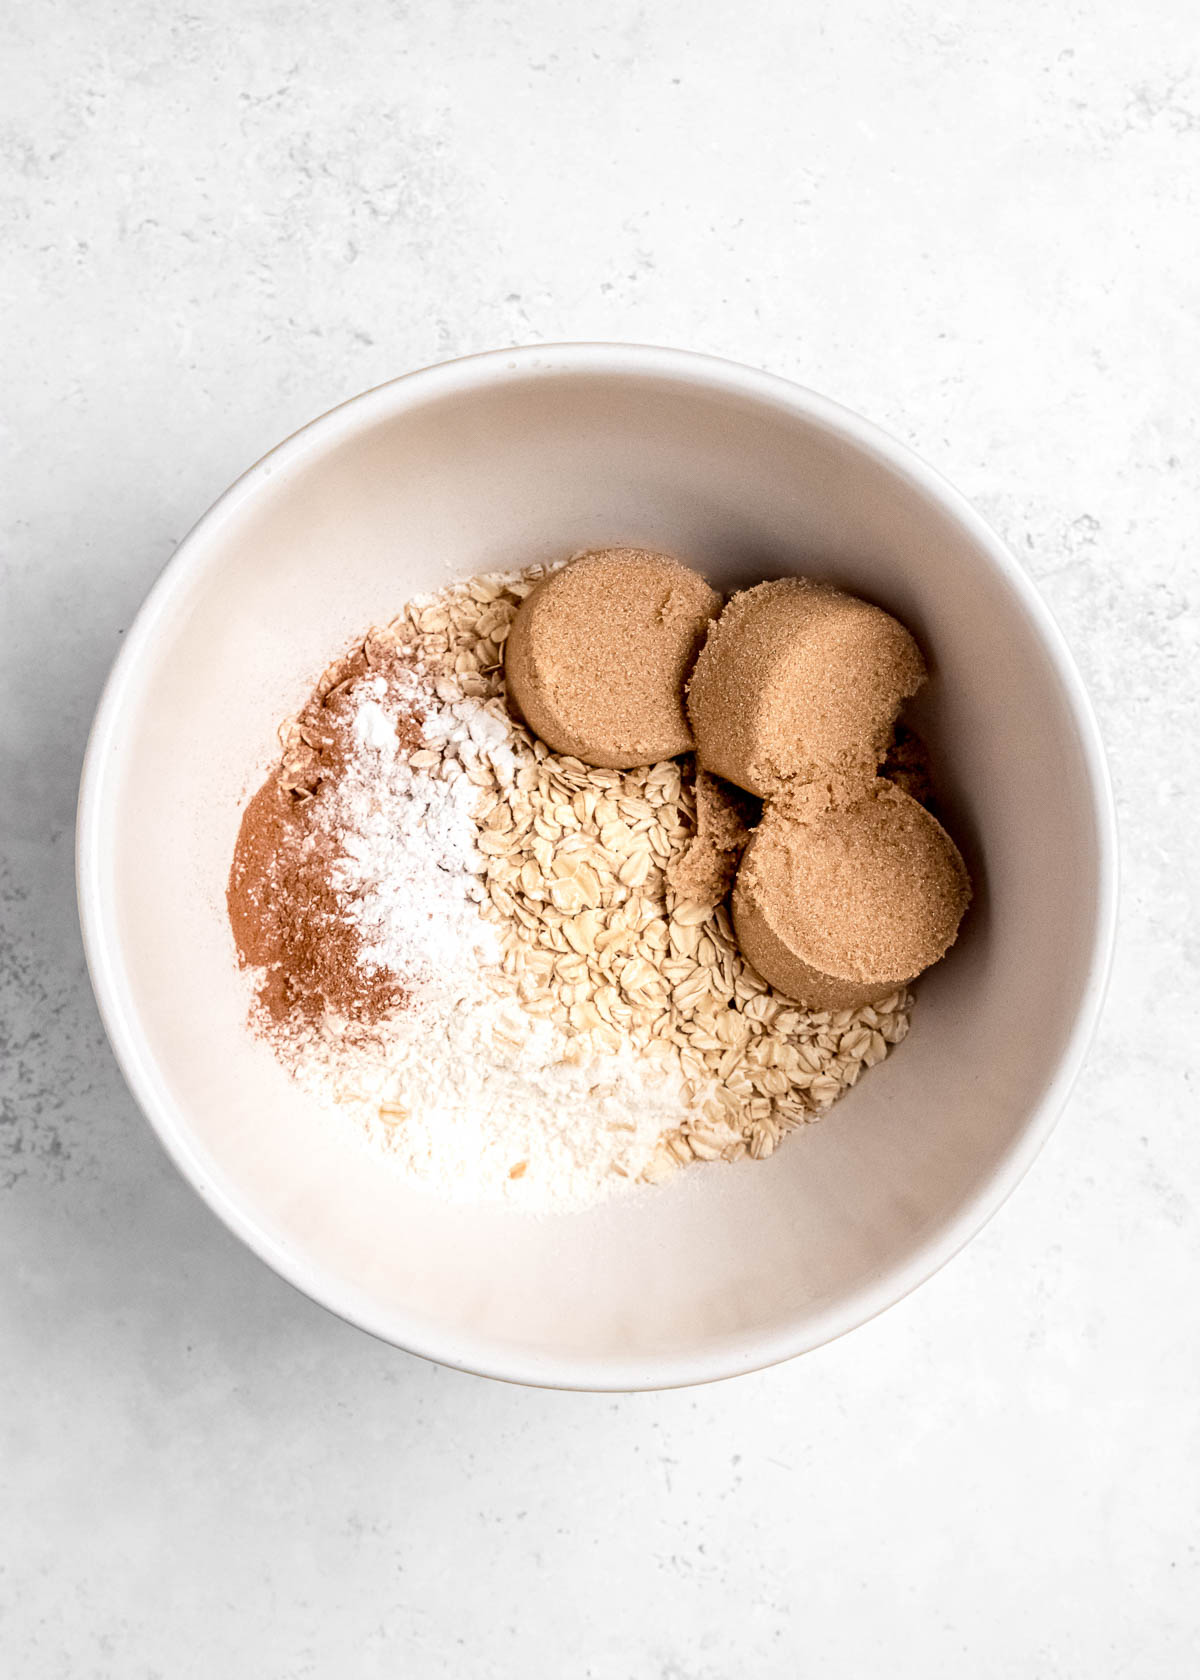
[80,353,1108,1387]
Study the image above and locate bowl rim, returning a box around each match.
[75,342,1119,1391]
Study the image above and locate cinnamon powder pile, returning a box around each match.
[227,637,423,1028]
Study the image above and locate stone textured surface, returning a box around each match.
[2,2,1198,1674]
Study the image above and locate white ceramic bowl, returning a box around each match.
[77,345,1116,1390]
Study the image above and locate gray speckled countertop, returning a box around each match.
[3,3,1197,1674]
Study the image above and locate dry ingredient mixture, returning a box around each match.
[229,564,916,1212]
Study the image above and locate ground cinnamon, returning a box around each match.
[227,637,423,1027]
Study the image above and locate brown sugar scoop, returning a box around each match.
[505,549,720,769]
[686,577,926,796]
[732,783,971,1010]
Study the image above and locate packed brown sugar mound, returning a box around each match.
[881,721,937,812]
[665,771,758,911]
[686,578,926,797]
[732,781,971,1010]
[505,549,720,768]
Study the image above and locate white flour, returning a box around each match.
[279,667,691,1212]
[330,673,500,997]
